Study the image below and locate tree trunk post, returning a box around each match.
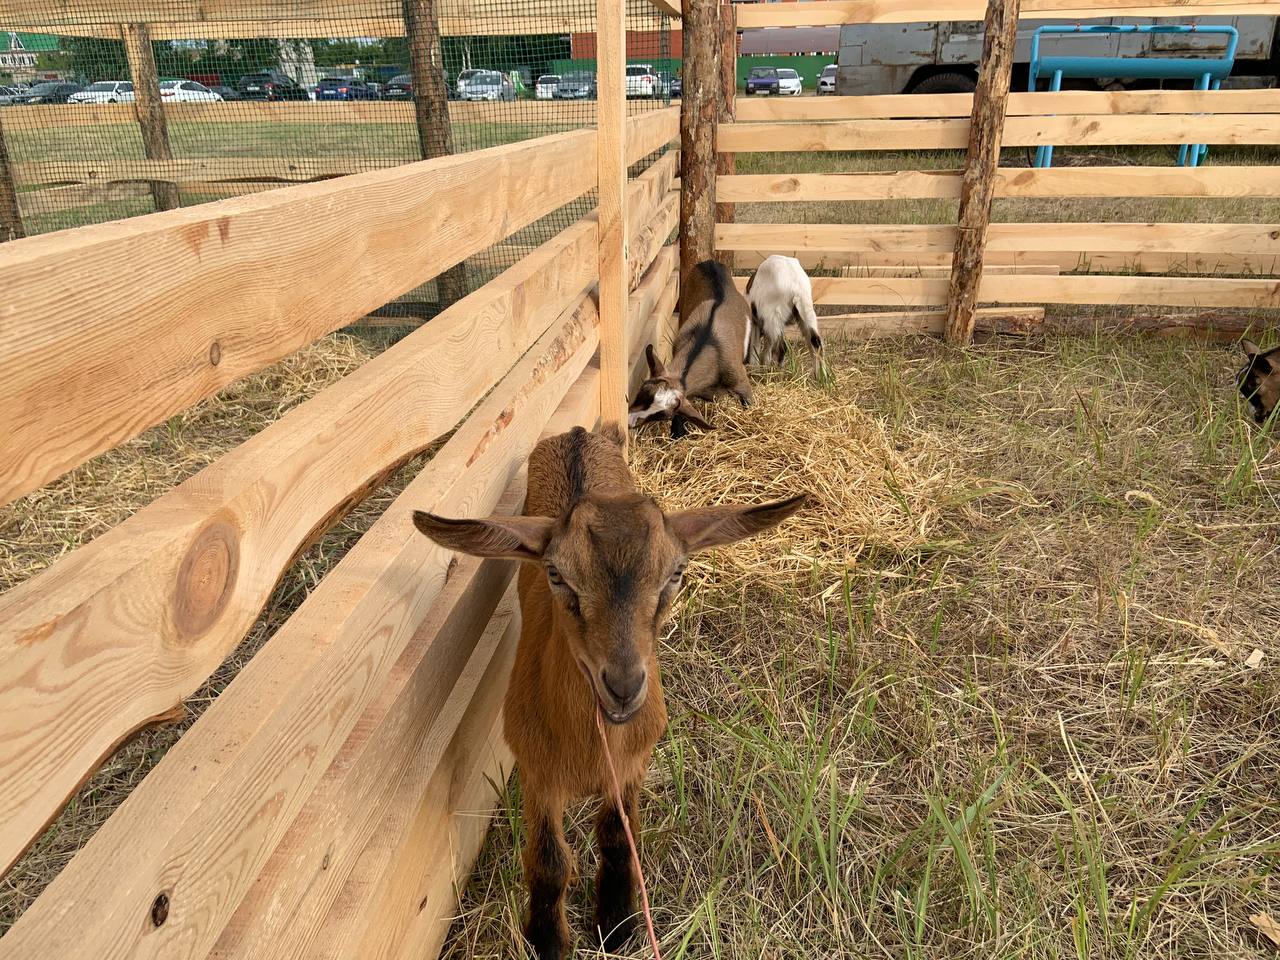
[0,115,24,242]
[714,1,736,271]
[679,0,721,297]
[122,23,180,212]
[943,0,1021,345]
[595,0,629,437]
[403,0,468,306]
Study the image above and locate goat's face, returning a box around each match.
[413,493,805,724]
[1238,339,1280,425]
[628,345,713,433]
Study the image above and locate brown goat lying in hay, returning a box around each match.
[414,425,803,959]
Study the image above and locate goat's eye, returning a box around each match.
[669,566,685,585]
[547,565,565,586]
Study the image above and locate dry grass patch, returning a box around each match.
[443,333,1280,960]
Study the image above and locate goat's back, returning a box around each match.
[525,425,635,520]
[676,260,751,364]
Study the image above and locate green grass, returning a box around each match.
[442,335,1280,960]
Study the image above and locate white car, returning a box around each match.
[68,80,135,104]
[535,74,560,100]
[456,69,484,96]
[777,68,803,96]
[626,64,658,99]
[818,64,837,95]
[160,79,222,102]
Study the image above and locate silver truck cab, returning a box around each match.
[836,16,1278,95]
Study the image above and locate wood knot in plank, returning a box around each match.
[172,518,239,641]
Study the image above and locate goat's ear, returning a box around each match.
[412,511,554,561]
[675,398,713,432]
[1242,338,1262,359]
[645,343,666,378]
[669,494,806,552]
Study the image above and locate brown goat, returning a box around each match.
[1238,338,1280,424]
[629,259,753,439]
[414,425,803,960]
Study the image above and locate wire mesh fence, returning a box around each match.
[0,0,675,316]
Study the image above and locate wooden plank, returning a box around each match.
[714,222,1280,256]
[627,105,680,165]
[735,0,1280,28]
[12,157,405,186]
[733,247,1280,275]
[122,22,180,211]
[717,165,1280,202]
[0,217,601,877]
[718,113,1280,152]
[597,0,628,435]
[630,255,681,394]
[647,0,682,16]
[0,114,22,241]
[734,88,1280,121]
[741,273,1280,308]
[0,254,601,959]
[14,99,665,129]
[842,263,1060,275]
[630,191,679,289]
[823,307,1045,338]
[0,128,595,508]
[945,0,1020,345]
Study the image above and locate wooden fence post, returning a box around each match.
[403,0,468,306]
[715,1,736,271]
[943,0,1021,345]
[0,115,24,242]
[680,0,720,291]
[596,0,628,435]
[122,23,180,212]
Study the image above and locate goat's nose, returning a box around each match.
[601,665,646,710]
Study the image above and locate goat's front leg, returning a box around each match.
[595,781,640,951]
[523,793,571,960]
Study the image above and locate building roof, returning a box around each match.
[6,32,62,53]
[740,27,839,56]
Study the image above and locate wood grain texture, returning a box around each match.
[718,113,1280,152]
[0,266,601,959]
[680,0,721,284]
[0,129,596,508]
[717,165,1280,202]
[716,222,1280,256]
[715,0,737,271]
[0,214,600,878]
[734,88,1280,121]
[731,248,1280,275]
[13,157,405,186]
[596,0,628,435]
[945,0,1020,344]
[628,106,680,164]
[823,307,1045,338]
[630,191,680,289]
[735,0,1280,28]
[630,262,681,394]
[736,273,1280,308]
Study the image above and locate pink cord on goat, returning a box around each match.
[594,703,662,960]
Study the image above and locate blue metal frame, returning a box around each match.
[1027,24,1239,168]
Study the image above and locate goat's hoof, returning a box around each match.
[524,916,569,960]
[596,909,638,952]
[737,394,752,408]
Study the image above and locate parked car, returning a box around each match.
[534,73,560,100]
[0,84,24,105]
[745,67,780,96]
[456,68,485,95]
[626,63,659,98]
[462,70,515,101]
[210,84,241,101]
[237,70,309,101]
[382,73,413,100]
[776,68,803,96]
[366,81,383,98]
[314,76,378,101]
[554,70,596,100]
[13,81,82,104]
[161,79,222,102]
[68,80,134,104]
[817,64,837,95]
[670,74,682,98]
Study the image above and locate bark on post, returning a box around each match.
[714,1,737,271]
[943,0,1021,345]
[403,0,468,306]
[680,0,721,295]
[0,115,24,242]
[122,23,180,212]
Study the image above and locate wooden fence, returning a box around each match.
[0,62,680,959]
[715,0,1280,341]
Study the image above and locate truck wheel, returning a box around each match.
[910,72,977,95]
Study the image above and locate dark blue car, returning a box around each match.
[314,77,379,101]
[745,67,780,96]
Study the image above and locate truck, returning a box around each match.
[835,15,1280,95]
